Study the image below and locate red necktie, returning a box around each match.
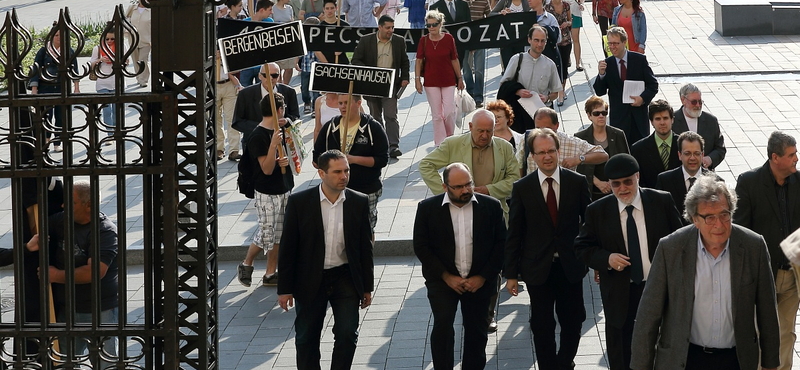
[546,177,557,226]
[619,59,627,81]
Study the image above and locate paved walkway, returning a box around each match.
[1,0,800,369]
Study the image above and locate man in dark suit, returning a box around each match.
[575,153,682,370]
[505,128,591,370]
[733,131,800,370]
[656,131,718,219]
[672,83,726,170]
[630,99,681,189]
[277,150,374,370]
[351,15,410,158]
[429,0,470,60]
[413,162,505,370]
[232,62,300,149]
[592,27,658,145]
[631,174,779,370]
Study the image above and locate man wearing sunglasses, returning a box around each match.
[575,153,682,370]
[672,83,726,171]
[233,62,300,151]
[631,174,779,370]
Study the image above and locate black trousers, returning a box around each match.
[527,261,585,370]
[686,344,740,370]
[427,285,492,370]
[294,265,361,370]
[605,282,644,370]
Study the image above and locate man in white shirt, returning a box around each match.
[413,162,506,370]
[277,150,374,370]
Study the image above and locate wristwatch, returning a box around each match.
[579,155,586,164]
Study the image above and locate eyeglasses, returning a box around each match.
[687,99,703,106]
[610,178,635,188]
[446,181,472,191]
[591,110,609,117]
[681,151,703,158]
[533,149,557,157]
[105,38,115,41]
[695,210,732,225]
[425,22,440,28]
[261,73,280,78]
[607,41,621,46]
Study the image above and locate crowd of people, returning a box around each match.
[9,0,799,369]
[209,0,800,370]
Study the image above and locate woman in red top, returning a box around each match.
[414,10,465,147]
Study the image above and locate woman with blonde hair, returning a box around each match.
[414,10,464,146]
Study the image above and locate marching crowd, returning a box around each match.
[213,0,800,370]
[7,0,798,369]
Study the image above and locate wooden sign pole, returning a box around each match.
[264,70,288,174]
[340,81,355,154]
[335,0,342,64]
[32,206,60,361]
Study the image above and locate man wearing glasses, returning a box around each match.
[413,162,506,370]
[575,153,682,370]
[656,131,721,221]
[593,26,658,145]
[505,128,591,370]
[233,62,300,150]
[631,174,779,370]
[672,83,726,171]
[733,131,800,370]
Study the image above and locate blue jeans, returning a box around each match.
[37,84,64,145]
[97,88,116,134]
[239,66,259,87]
[411,21,424,28]
[58,307,119,368]
[294,265,360,370]
[300,71,320,106]
[462,49,485,104]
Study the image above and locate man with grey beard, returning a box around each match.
[671,83,726,170]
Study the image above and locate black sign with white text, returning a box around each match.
[309,63,396,98]
[218,21,307,73]
[217,13,535,53]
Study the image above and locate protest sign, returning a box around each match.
[217,21,306,73]
[310,63,396,98]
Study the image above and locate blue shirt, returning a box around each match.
[342,0,387,27]
[690,234,734,348]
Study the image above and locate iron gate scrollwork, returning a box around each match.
[0,1,219,369]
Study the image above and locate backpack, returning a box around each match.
[237,144,256,199]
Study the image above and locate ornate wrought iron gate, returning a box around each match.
[0,0,218,368]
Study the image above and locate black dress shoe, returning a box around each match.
[488,320,498,333]
[389,148,402,158]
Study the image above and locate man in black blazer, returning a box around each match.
[351,15,410,158]
[505,128,591,370]
[656,131,717,219]
[232,62,300,150]
[630,99,681,189]
[592,27,658,145]
[413,162,505,370]
[575,153,683,370]
[429,0,470,60]
[277,150,374,370]
[672,83,726,170]
[733,131,800,370]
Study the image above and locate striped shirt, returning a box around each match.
[467,0,491,20]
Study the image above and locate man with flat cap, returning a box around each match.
[575,153,682,370]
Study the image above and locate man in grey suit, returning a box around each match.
[671,83,726,170]
[631,174,779,370]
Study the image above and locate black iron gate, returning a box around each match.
[0,1,218,369]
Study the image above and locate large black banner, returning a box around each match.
[218,21,307,73]
[217,13,534,53]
